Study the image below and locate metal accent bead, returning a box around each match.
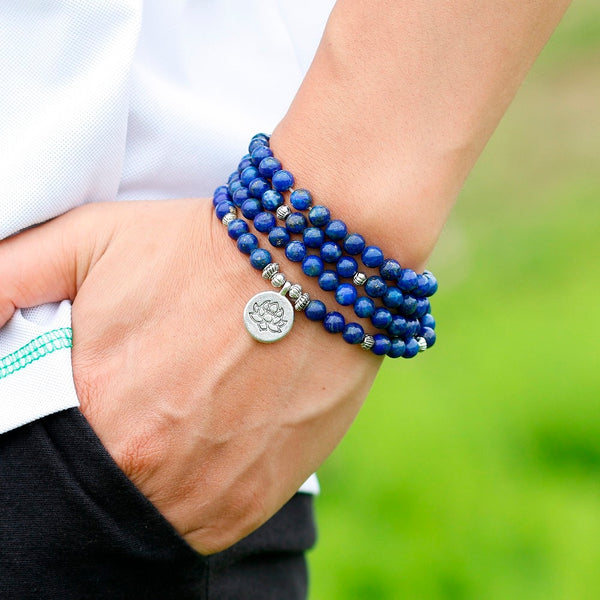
[271,273,287,288]
[262,263,279,280]
[294,292,311,311]
[417,337,428,352]
[276,205,291,220]
[279,281,292,296]
[353,272,367,286]
[288,284,302,300]
[361,334,375,350]
[228,205,237,215]
[221,213,235,227]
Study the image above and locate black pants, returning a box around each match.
[0,408,316,599]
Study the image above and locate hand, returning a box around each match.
[0,199,380,553]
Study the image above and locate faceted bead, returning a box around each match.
[249,248,272,270]
[324,219,348,241]
[398,269,418,291]
[262,189,284,211]
[420,313,436,330]
[343,233,366,255]
[240,166,260,187]
[258,156,282,178]
[302,255,324,278]
[308,205,331,227]
[335,283,358,306]
[421,327,436,348]
[403,338,420,358]
[323,312,345,334]
[371,334,392,356]
[237,154,253,173]
[342,322,365,345]
[290,189,312,210]
[361,246,384,268]
[371,307,393,329]
[272,170,294,192]
[320,241,342,263]
[248,177,270,199]
[336,256,358,278]
[380,259,402,281]
[241,198,262,220]
[318,270,339,292]
[400,295,418,316]
[285,241,307,263]
[305,300,327,321]
[232,187,251,207]
[253,211,276,233]
[354,296,375,319]
[251,145,273,166]
[227,219,249,240]
[364,276,387,298]
[215,200,235,220]
[382,286,404,309]
[387,338,406,359]
[303,227,325,249]
[237,233,258,255]
[387,315,409,337]
[268,227,291,248]
[285,212,308,234]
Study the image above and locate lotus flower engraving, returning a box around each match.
[249,299,288,334]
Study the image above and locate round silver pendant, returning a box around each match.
[243,290,294,343]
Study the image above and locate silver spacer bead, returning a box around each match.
[361,334,375,350]
[271,273,287,288]
[279,281,292,296]
[294,292,311,311]
[276,205,292,221]
[228,205,237,215]
[221,213,236,227]
[353,272,367,286]
[288,284,302,300]
[417,337,428,352]
[262,263,279,280]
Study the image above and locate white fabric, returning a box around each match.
[0,1,334,494]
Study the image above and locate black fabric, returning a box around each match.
[0,408,316,599]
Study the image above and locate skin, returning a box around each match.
[0,1,571,554]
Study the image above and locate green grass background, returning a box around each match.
[309,3,600,598]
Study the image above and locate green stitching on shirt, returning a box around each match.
[0,328,73,380]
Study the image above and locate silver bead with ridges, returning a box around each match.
[276,205,291,220]
[288,284,302,299]
[353,272,367,286]
[262,263,279,280]
[221,213,235,227]
[271,273,287,288]
[417,337,427,352]
[361,334,375,350]
[294,292,311,311]
[280,281,292,296]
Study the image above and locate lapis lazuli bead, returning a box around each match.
[237,233,258,255]
[249,137,268,153]
[420,313,436,330]
[308,205,331,227]
[272,169,294,192]
[414,298,430,319]
[382,286,404,309]
[228,179,243,195]
[241,198,262,220]
[268,226,290,248]
[403,338,420,358]
[240,166,260,187]
[251,145,273,166]
[380,259,402,281]
[305,300,327,322]
[237,154,253,173]
[228,171,240,184]
[248,177,270,199]
[371,334,392,356]
[325,219,348,241]
[214,185,229,198]
[421,327,436,348]
[405,319,420,338]
[424,271,438,296]
[253,211,276,233]
[361,246,385,268]
[323,311,345,334]
[400,295,418,316]
[302,255,324,278]
[413,274,431,298]
[354,296,375,319]
[285,212,308,234]
[320,241,342,263]
[318,270,339,292]
[227,219,249,240]
[258,156,282,178]
[285,240,307,263]
[213,192,229,207]
[335,283,357,306]
[343,233,365,255]
[387,315,409,337]
[262,189,284,211]
[398,269,418,291]
[342,322,365,345]
[215,200,234,220]
[364,276,387,298]
[336,256,358,278]
[371,307,393,329]
[249,248,272,270]
[303,227,325,249]
[232,187,251,207]
[251,132,270,143]
[290,189,312,210]
[387,338,406,359]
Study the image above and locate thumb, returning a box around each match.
[0,204,106,326]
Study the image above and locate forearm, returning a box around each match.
[271,0,571,268]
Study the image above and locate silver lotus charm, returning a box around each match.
[244,290,294,343]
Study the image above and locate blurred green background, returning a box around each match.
[309,2,600,599]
